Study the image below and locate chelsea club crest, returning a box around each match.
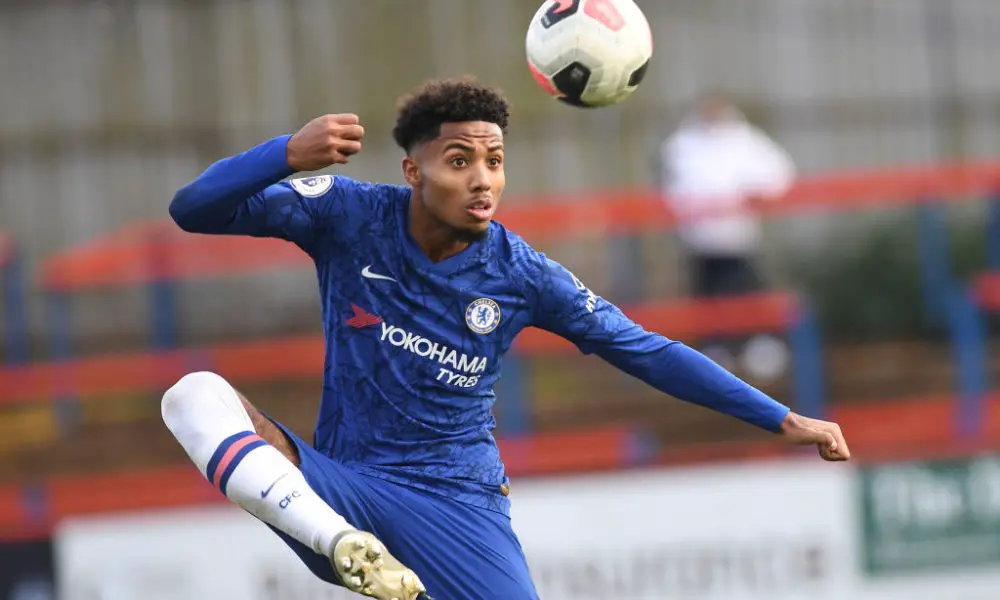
[465,298,501,334]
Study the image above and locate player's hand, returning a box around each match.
[286,113,365,172]
[777,411,850,462]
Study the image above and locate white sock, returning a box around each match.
[161,371,352,556]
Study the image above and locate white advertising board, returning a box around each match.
[55,505,357,600]
[511,459,855,600]
[54,458,854,600]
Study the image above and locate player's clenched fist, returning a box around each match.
[286,114,365,172]
[778,412,851,462]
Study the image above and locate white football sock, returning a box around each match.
[161,371,352,556]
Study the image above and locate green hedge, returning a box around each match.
[784,209,988,341]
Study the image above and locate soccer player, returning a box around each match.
[161,77,849,600]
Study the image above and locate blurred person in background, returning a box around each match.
[655,92,796,376]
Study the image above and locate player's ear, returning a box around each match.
[402,156,421,187]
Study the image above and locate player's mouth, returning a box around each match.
[465,198,494,222]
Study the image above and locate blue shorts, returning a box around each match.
[268,421,540,600]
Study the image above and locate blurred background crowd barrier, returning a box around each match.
[6,0,1000,598]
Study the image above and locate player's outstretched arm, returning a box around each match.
[527,256,849,462]
[168,114,364,245]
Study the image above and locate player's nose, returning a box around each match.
[468,164,492,192]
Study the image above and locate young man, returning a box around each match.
[162,77,849,600]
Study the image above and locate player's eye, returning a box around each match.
[488,156,503,168]
[450,156,468,167]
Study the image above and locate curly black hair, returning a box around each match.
[392,76,510,153]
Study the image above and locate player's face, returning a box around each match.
[407,121,505,241]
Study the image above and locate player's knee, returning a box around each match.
[161,371,237,430]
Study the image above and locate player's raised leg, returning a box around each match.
[160,371,429,600]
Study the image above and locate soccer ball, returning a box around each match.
[525,0,653,108]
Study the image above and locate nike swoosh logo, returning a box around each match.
[361,265,397,282]
[261,473,289,499]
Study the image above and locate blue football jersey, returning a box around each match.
[170,135,791,516]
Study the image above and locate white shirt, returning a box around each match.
[659,115,795,256]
